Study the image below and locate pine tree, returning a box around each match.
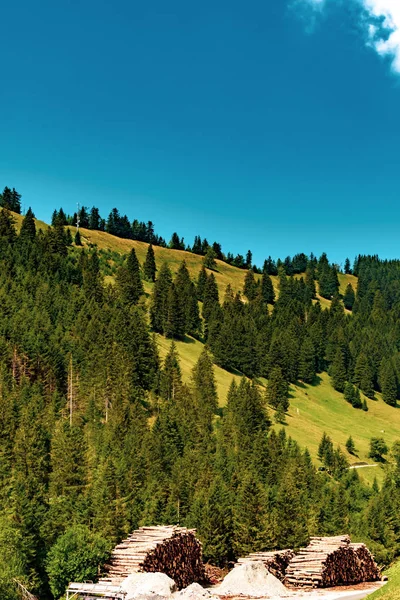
[343,283,355,310]
[344,382,355,404]
[197,266,208,301]
[318,432,334,467]
[160,342,182,402]
[261,272,275,304]
[267,366,289,411]
[192,235,203,255]
[19,207,36,242]
[354,353,374,399]
[346,436,356,455]
[74,229,82,245]
[203,246,217,270]
[202,273,219,322]
[330,348,346,392]
[117,248,144,305]
[298,337,316,383]
[245,249,253,269]
[352,386,362,409]
[191,348,218,428]
[0,207,17,245]
[243,270,257,301]
[144,244,157,281]
[150,262,172,333]
[380,359,397,407]
[164,283,185,339]
[369,437,388,462]
[305,265,316,300]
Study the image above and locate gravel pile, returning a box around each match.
[214,561,288,597]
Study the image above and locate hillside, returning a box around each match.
[156,335,398,484]
[13,211,389,481]
[3,206,400,599]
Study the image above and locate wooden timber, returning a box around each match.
[284,536,381,589]
[236,549,295,581]
[100,525,205,590]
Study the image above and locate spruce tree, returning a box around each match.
[164,283,185,339]
[191,348,218,427]
[144,244,157,281]
[243,270,257,301]
[330,349,346,392]
[318,432,334,467]
[74,229,82,245]
[196,266,208,301]
[19,207,36,242]
[346,436,356,455]
[150,262,172,333]
[203,246,217,270]
[305,265,316,300]
[380,359,397,407]
[344,382,355,404]
[343,283,355,310]
[0,207,16,245]
[117,248,144,305]
[298,337,316,383]
[354,353,375,399]
[267,366,289,411]
[352,386,362,409]
[261,272,275,304]
[344,258,351,274]
[202,273,219,322]
[160,342,182,401]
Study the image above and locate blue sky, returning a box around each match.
[1,0,400,268]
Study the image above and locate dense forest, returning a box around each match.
[1,193,400,599]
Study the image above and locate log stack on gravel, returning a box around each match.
[236,549,295,581]
[101,526,205,590]
[284,535,380,589]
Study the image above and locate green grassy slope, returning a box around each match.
[369,562,400,599]
[157,335,399,483]
[14,212,396,482]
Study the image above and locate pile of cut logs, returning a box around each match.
[284,535,380,589]
[101,526,205,590]
[236,549,295,581]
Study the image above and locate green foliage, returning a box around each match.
[0,517,28,600]
[243,270,257,301]
[346,436,356,455]
[74,229,82,246]
[261,271,275,304]
[267,366,289,413]
[330,349,347,393]
[116,247,144,305]
[144,243,157,281]
[369,438,389,462]
[298,337,316,383]
[343,283,355,310]
[4,205,400,596]
[46,525,111,599]
[380,359,397,407]
[150,262,173,332]
[203,246,217,270]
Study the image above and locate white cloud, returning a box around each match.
[300,0,400,74]
[363,1,400,73]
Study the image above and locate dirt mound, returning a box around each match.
[120,572,177,599]
[214,561,288,597]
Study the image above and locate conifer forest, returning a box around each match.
[1,192,400,599]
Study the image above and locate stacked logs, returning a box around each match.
[101,526,205,590]
[285,536,380,589]
[237,549,295,581]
